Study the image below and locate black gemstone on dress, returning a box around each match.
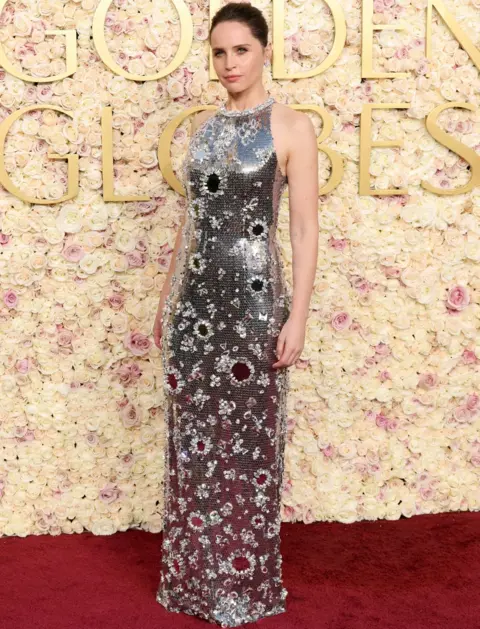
[251,279,263,291]
[207,173,220,192]
[231,361,251,381]
[252,223,264,235]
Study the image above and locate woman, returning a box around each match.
[154,2,318,626]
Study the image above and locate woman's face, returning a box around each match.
[210,20,269,93]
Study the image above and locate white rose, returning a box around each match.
[115,231,137,253]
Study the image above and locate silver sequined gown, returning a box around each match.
[157,96,291,627]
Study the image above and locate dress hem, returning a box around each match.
[156,590,288,628]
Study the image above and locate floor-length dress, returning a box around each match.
[157,95,291,627]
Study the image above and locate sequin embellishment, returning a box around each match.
[157,95,291,627]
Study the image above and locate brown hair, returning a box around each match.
[209,2,269,48]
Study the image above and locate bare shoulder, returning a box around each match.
[272,102,312,132]
[191,109,216,135]
[271,103,316,177]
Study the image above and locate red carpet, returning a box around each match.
[1,511,479,629]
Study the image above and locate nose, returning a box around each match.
[224,54,235,70]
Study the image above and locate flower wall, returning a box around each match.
[0,0,479,536]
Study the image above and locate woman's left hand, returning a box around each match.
[272,314,306,369]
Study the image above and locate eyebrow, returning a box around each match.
[212,44,250,52]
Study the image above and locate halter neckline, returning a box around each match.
[217,96,275,117]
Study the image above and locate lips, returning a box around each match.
[225,75,241,80]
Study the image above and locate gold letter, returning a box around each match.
[0,106,79,204]
[427,0,480,70]
[159,106,217,196]
[362,0,409,79]
[359,103,410,196]
[209,0,346,80]
[422,102,480,195]
[0,0,77,82]
[102,107,151,202]
[93,0,193,81]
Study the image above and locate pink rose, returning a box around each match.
[329,237,348,251]
[453,404,474,423]
[99,483,121,503]
[15,359,30,374]
[352,277,374,294]
[322,445,335,458]
[108,293,125,310]
[120,402,142,428]
[0,233,9,245]
[15,358,31,374]
[382,266,401,278]
[37,85,53,102]
[376,413,389,429]
[62,244,85,262]
[446,285,469,311]
[466,394,480,412]
[420,485,434,501]
[124,331,152,356]
[4,289,18,309]
[111,22,125,35]
[86,432,99,446]
[395,46,409,60]
[418,373,439,390]
[416,60,429,76]
[470,454,480,468]
[387,417,398,431]
[24,85,37,100]
[57,327,73,346]
[116,363,142,386]
[120,453,135,467]
[32,139,47,155]
[15,428,35,443]
[136,238,148,252]
[331,311,352,331]
[78,142,91,157]
[462,349,478,365]
[375,342,391,356]
[126,251,147,268]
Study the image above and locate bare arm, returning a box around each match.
[285,113,319,322]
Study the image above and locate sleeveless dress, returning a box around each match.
[157,95,291,627]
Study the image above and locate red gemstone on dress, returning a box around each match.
[198,441,205,451]
[192,516,203,526]
[257,473,267,485]
[167,373,177,389]
[232,361,250,381]
[232,555,250,571]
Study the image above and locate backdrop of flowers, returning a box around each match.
[0,0,479,537]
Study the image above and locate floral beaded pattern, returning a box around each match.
[157,96,291,627]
